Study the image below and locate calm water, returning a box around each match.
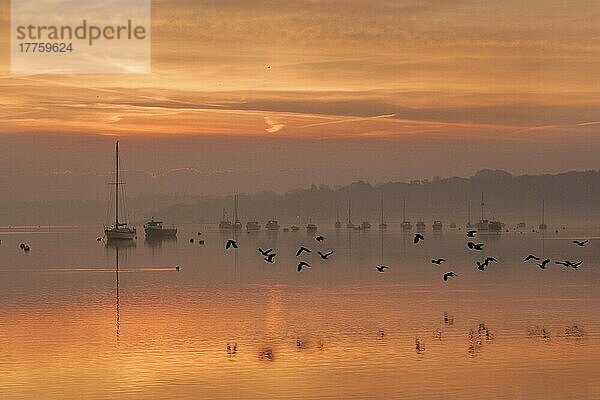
[1,225,599,399]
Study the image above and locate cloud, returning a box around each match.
[264,116,285,133]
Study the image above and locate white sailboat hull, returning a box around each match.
[105,227,136,240]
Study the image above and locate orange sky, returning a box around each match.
[0,0,599,195]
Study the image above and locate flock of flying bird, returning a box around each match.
[223,230,588,281]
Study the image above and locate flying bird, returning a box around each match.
[442,272,457,281]
[524,255,540,262]
[315,235,325,242]
[296,246,312,256]
[297,261,312,272]
[175,265,180,271]
[466,230,477,237]
[537,259,551,269]
[476,261,487,271]
[556,260,582,269]
[569,261,583,268]
[376,265,389,273]
[264,253,277,263]
[414,233,425,244]
[573,240,588,247]
[318,251,334,260]
[258,248,273,256]
[431,258,446,265]
[225,239,238,249]
[485,257,498,264]
[467,242,484,250]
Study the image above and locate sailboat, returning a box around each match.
[401,198,412,231]
[346,198,355,229]
[219,207,233,231]
[477,192,502,233]
[378,196,387,230]
[232,194,242,231]
[104,141,136,241]
[466,200,475,229]
[538,199,548,231]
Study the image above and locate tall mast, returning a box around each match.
[480,192,484,221]
[348,197,352,223]
[233,194,239,223]
[115,141,119,226]
[541,199,545,224]
[380,196,384,224]
[468,200,471,225]
[403,198,406,222]
[336,203,340,222]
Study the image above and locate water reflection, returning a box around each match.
[0,226,599,399]
[468,323,495,357]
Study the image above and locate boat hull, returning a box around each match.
[105,228,136,240]
[144,227,177,238]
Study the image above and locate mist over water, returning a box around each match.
[1,225,599,399]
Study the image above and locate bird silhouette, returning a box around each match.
[467,242,484,250]
[19,243,25,249]
[96,237,103,242]
[297,261,312,272]
[556,260,582,269]
[376,265,389,273]
[442,272,456,281]
[175,265,180,271]
[225,239,238,249]
[414,233,425,244]
[264,253,277,263]
[569,261,583,268]
[296,246,312,256]
[467,230,477,237]
[258,248,273,256]
[431,258,446,265]
[537,259,551,269]
[573,240,588,247]
[523,254,540,261]
[24,245,30,252]
[485,257,498,264]
[315,235,325,242]
[318,251,334,260]
[476,261,487,271]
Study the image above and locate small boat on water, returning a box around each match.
[401,199,412,231]
[360,221,371,230]
[517,222,526,230]
[477,193,502,233]
[104,141,136,241]
[219,208,233,231]
[232,194,242,231]
[335,204,342,229]
[266,219,280,231]
[538,199,548,231]
[378,196,387,230]
[466,200,475,229]
[432,220,443,231]
[416,221,426,231]
[291,225,300,232]
[449,222,457,230]
[307,220,318,232]
[144,217,177,238]
[246,220,260,232]
[346,198,355,229]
